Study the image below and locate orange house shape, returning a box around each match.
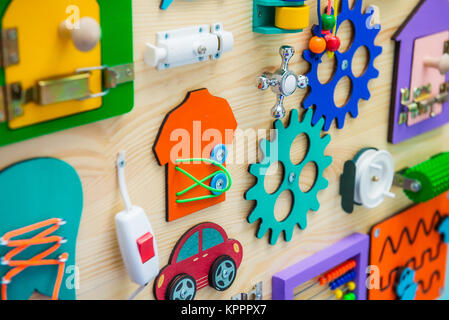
[153,89,238,222]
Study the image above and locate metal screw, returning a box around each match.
[288,172,296,183]
[414,87,422,99]
[374,228,380,238]
[126,68,133,77]
[341,60,349,70]
[197,45,207,55]
[9,53,18,64]
[8,29,17,40]
[14,106,22,116]
[372,176,379,182]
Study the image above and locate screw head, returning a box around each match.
[197,45,207,55]
[288,172,296,183]
[374,228,380,238]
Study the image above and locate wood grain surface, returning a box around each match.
[2,0,448,300]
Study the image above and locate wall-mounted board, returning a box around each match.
[1,0,449,301]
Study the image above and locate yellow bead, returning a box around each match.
[335,289,343,299]
[347,281,356,291]
[275,5,310,30]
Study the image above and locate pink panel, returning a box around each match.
[409,31,449,125]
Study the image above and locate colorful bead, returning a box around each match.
[325,34,341,52]
[343,292,356,300]
[321,13,336,31]
[309,36,327,54]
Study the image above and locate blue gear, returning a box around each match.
[302,0,382,131]
[244,109,332,245]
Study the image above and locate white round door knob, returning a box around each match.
[424,53,449,75]
[353,149,395,209]
[59,17,101,52]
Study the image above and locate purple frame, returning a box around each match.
[272,233,369,300]
[389,0,449,144]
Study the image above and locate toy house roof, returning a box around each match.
[393,0,449,41]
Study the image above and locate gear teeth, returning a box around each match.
[248,209,261,224]
[248,163,261,176]
[310,198,321,211]
[256,222,270,239]
[359,86,372,101]
[274,119,285,131]
[312,111,325,127]
[341,0,350,11]
[301,109,313,125]
[297,214,307,230]
[270,229,281,245]
[336,114,346,129]
[353,0,363,12]
[324,117,333,131]
[323,155,333,167]
[283,228,294,242]
[289,109,300,126]
[349,106,359,118]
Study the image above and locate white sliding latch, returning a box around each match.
[144,22,234,70]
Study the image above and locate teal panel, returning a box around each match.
[0,158,83,300]
[202,228,224,251]
[177,232,199,262]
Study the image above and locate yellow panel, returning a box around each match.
[275,5,310,30]
[3,0,102,129]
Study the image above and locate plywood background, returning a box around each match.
[1,0,449,300]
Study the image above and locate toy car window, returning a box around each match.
[202,228,224,251]
[176,231,199,262]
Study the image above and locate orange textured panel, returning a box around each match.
[369,193,449,300]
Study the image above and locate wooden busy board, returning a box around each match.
[1,0,449,300]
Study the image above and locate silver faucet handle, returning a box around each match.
[257,73,277,91]
[297,75,309,89]
[279,46,295,71]
[271,94,286,119]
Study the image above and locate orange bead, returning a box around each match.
[309,36,326,54]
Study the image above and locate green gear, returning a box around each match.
[244,109,332,245]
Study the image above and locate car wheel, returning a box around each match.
[209,255,237,291]
[166,274,197,300]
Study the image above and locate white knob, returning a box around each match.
[144,43,168,67]
[59,17,101,52]
[424,53,449,75]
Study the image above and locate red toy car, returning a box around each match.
[154,222,243,300]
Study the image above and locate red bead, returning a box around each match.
[325,34,341,52]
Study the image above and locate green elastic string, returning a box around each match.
[174,158,232,203]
